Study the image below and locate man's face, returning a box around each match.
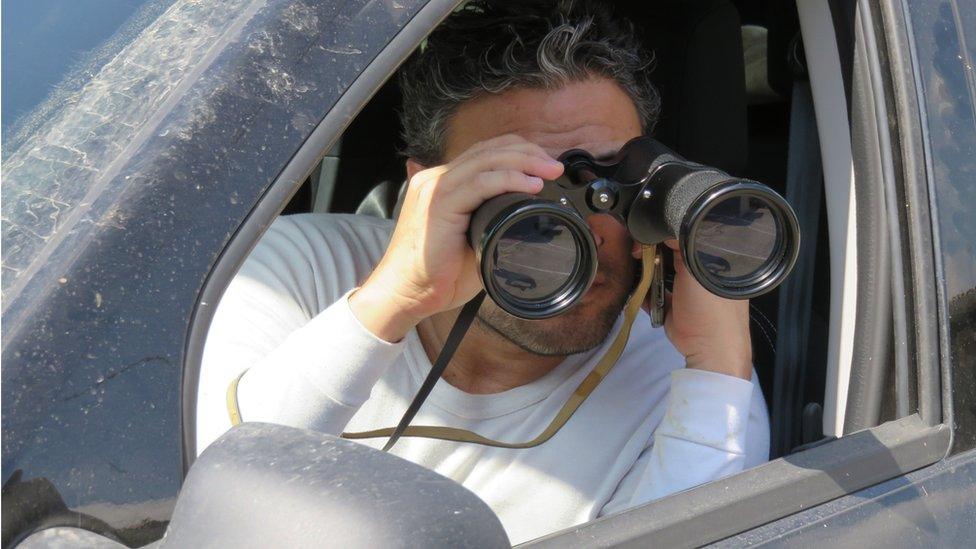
[441,77,644,356]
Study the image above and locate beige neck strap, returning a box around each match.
[228,248,654,449]
[340,246,654,449]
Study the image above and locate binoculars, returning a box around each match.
[468,136,801,319]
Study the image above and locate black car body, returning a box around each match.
[2,0,975,546]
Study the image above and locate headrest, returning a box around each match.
[616,0,748,175]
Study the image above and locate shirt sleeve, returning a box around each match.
[599,367,770,516]
[235,290,406,433]
[195,214,400,454]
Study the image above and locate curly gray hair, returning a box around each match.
[398,0,660,165]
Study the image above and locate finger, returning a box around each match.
[451,140,559,170]
[452,149,564,184]
[493,141,561,164]
[663,238,680,251]
[443,170,545,213]
[405,150,559,217]
[469,133,530,151]
[450,134,534,164]
[408,144,554,199]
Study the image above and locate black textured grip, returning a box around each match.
[662,168,730,239]
[627,163,730,245]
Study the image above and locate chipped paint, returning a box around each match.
[1,0,263,305]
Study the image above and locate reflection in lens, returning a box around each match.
[693,196,779,281]
[492,215,579,302]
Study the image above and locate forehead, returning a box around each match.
[443,77,643,160]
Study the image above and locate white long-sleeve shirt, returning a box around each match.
[196,213,770,544]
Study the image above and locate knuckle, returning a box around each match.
[503,170,523,186]
[409,167,437,189]
[473,171,497,188]
[472,148,492,161]
[518,141,547,155]
[517,151,540,168]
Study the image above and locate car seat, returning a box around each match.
[616,0,748,175]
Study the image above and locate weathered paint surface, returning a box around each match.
[906,0,976,452]
[1,0,426,545]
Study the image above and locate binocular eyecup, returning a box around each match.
[468,137,800,320]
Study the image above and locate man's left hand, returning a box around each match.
[633,240,753,380]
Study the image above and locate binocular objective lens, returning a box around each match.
[492,214,579,302]
[693,195,780,282]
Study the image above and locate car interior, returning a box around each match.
[270,0,845,460]
[183,0,930,543]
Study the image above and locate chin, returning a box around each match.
[477,282,629,357]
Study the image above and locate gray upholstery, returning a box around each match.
[18,528,126,549]
[160,423,509,548]
[618,0,748,175]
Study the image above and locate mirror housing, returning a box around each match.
[163,423,509,548]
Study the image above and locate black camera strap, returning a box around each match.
[223,292,485,443]
[378,291,486,452]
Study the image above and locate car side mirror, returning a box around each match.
[162,423,509,548]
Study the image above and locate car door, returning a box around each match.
[522,0,976,545]
[2,0,458,545]
[714,1,976,543]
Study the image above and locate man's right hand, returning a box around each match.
[349,134,565,342]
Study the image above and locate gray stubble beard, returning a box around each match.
[474,262,637,357]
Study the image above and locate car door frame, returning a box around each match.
[180,0,955,547]
[181,0,463,465]
[523,0,958,545]
[2,1,467,546]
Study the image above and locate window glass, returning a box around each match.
[904,1,976,450]
[2,0,175,147]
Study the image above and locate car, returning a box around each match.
[3,0,975,546]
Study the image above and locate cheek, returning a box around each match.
[586,216,636,283]
[588,215,633,254]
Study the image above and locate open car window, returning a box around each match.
[188,0,949,546]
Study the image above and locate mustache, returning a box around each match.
[592,255,638,288]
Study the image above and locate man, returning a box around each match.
[197,1,769,543]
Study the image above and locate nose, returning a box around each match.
[586,213,624,248]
